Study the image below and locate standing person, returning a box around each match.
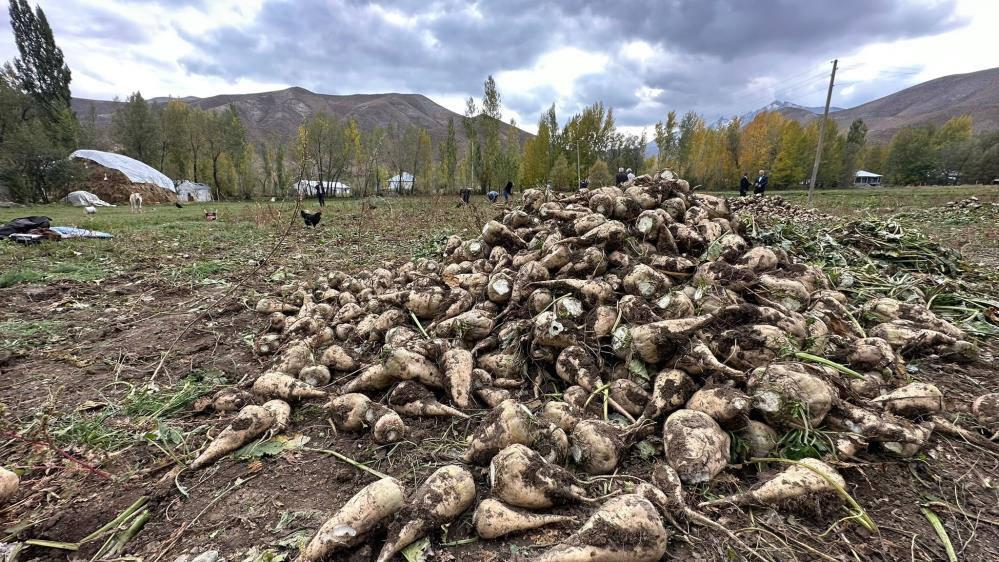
[626,168,636,182]
[317,182,326,208]
[754,169,768,195]
[615,167,628,186]
[502,180,513,204]
[739,173,750,196]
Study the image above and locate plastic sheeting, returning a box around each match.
[387,172,414,192]
[71,149,175,191]
[50,226,113,239]
[294,180,352,197]
[62,190,115,207]
[176,181,213,202]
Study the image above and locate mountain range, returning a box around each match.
[71,87,531,154]
[74,66,999,158]
[645,66,999,156]
[714,100,845,129]
[779,66,999,141]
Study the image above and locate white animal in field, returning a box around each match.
[84,206,97,215]
[129,192,143,213]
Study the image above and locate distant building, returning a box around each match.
[854,170,882,187]
[387,172,414,193]
[176,181,213,202]
[293,180,352,197]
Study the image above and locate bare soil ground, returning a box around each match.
[1,188,997,562]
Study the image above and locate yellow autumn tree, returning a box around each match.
[738,111,788,175]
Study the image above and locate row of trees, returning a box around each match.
[107,94,256,199]
[651,109,869,190]
[518,102,648,190]
[882,116,999,185]
[652,107,998,190]
[106,75,530,199]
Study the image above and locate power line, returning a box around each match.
[734,61,916,113]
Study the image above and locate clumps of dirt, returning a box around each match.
[896,195,999,224]
[72,164,177,204]
[943,196,991,210]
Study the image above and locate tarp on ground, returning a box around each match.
[61,190,115,207]
[71,149,175,192]
[50,226,113,239]
[176,181,213,202]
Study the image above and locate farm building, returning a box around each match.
[293,180,352,197]
[176,181,213,202]
[854,170,882,186]
[387,172,414,193]
[70,149,177,204]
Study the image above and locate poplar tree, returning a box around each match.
[439,117,458,192]
[111,92,161,164]
[8,0,71,121]
[841,118,868,186]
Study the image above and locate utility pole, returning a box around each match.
[807,59,838,207]
[575,140,581,189]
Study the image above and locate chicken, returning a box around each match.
[301,210,322,227]
[84,206,96,215]
[175,202,184,209]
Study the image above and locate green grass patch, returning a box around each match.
[47,261,109,282]
[175,259,231,282]
[0,268,44,288]
[0,319,64,350]
[0,261,107,287]
[51,370,227,452]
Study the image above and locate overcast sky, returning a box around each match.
[2,0,997,135]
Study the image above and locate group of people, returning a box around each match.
[458,180,514,207]
[615,167,636,186]
[740,169,768,196]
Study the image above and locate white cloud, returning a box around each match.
[496,47,609,97]
[369,4,415,28]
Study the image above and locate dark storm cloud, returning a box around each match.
[586,0,962,60]
[175,0,965,126]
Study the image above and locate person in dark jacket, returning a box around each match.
[502,181,513,203]
[754,169,768,195]
[739,173,750,196]
[615,167,628,186]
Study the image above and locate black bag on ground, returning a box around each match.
[0,216,51,238]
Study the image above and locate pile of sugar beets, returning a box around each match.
[185,171,999,562]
